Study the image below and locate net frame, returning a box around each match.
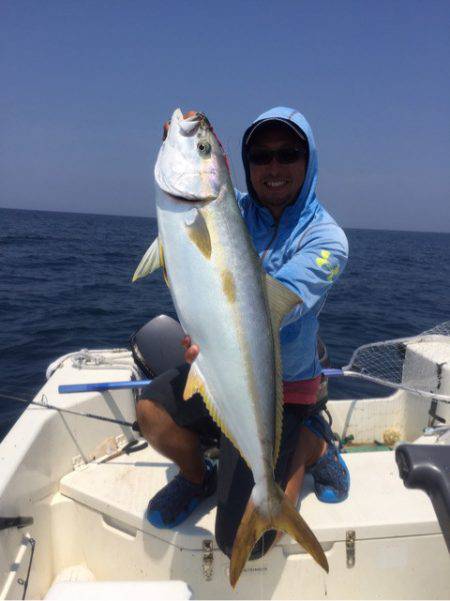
[342,321,450,403]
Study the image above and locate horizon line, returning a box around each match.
[1,205,449,236]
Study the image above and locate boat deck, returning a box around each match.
[59,440,440,551]
[2,345,450,599]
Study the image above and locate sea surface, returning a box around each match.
[1,207,449,442]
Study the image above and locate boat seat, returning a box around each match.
[44,580,192,600]
[59,441,442,550]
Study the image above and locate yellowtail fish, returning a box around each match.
[133,109,328,587]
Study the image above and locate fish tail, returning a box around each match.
[229,484,329,588]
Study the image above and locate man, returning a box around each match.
[136,106,349,558]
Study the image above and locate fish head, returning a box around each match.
[155,108,230,202]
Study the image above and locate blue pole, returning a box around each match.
[58,380,152,394]
[58,368,345,394]
[321,368,344,377]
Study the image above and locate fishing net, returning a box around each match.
[344,321,450,402]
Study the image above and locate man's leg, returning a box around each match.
[284,424,327,505]
[215,435,254,558]
[135,365,219,528]
[268,424,327,548]
[302,413,350,503]
[136,398,205,484]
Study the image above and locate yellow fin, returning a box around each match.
[265,274,302,329]
[132,238,162,282]
[183,364,249,466]
[265,274,302,463]
[183,364,205,400]
[229,484,328,588]
[184,209,212,259]
[159,240,169,287]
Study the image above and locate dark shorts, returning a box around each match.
[138,364,320,557]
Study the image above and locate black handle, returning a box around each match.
[396,443,450,553]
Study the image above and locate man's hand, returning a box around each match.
[181,335,199,364]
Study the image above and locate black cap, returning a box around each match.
[244,117,307,148]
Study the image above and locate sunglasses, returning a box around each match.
[247,147,307,165]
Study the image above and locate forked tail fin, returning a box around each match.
[229,484,329,588]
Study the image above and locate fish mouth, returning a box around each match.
[177,111,211,137]
[164,190,216,204]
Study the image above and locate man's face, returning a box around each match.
[247,123,307,220]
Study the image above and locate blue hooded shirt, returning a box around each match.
[236,107,348,381]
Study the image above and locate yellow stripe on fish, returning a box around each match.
[221,269,236,303]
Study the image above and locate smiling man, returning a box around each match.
[136,106,350,560]
[245,120,308,220]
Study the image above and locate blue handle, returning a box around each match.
[59,368,345,394]
[321,368,344,377]
[58,380,152,394]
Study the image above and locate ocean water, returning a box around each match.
[1,207,449,442]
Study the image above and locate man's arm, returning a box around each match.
[274,222,348,325]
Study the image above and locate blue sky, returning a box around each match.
[1,0,449,231]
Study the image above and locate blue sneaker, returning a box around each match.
[146,459,217,529]
[304,414,350,503]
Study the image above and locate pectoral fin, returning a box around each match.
[265,274,303,464]
[184,209,212,259]
[132,238,163,282]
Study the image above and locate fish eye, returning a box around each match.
[197,140,211,156]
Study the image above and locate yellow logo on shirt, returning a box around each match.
[316,250,340,282]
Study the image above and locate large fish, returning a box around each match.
[133,109,328,587]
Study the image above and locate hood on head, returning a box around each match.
[241,106,318,214]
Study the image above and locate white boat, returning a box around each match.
[1,319,449,600]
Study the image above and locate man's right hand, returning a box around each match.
[181,335,200,364]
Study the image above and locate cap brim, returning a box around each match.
[245,118,307,146]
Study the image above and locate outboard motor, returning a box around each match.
[130,315,186,378]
